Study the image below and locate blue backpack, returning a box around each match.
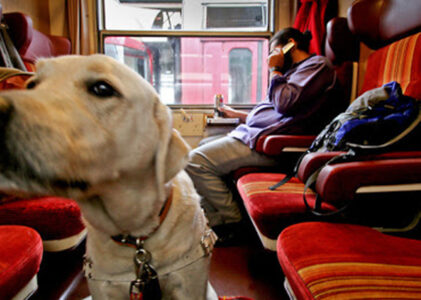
[309,81,420,153]
[269,81,421,215]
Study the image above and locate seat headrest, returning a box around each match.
[3,13,33,55]
[325,17,359,65]
[3,12,71,68]
[347,0,421,49]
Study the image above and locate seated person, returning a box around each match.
[186,28,344,242]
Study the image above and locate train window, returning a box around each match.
[99,0,273,106]
[206,5,266,29]
[229,48,252,104]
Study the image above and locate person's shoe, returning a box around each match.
[212,222,246,247]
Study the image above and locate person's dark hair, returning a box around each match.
[270,28,312,52]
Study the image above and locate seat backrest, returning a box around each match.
[359,33,421,99]
[3,12,71,71]
[324,17,359,65]
[347,0,421,99]
[324,17,359,102]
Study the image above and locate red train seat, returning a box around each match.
[0,14,85,252]
[3,12,71,71]
[0,225,43,299]
[0,197,86,252]
[236,0,421,251]
[238,149,421,251]
[360,32,421,100]
[237,173,335,250]
[277,0,421,297]
[278,222,421,299]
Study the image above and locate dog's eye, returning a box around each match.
[89,81,118,98]
[26,81,37,89]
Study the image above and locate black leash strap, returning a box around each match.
[268,172,294,190]
[269,151,308,190]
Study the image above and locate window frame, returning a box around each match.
[97,0,276,109]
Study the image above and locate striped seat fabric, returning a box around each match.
[277,222,421,299]
[360,33,421,99]
[237,173,335,251]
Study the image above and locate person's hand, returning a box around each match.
[218,105,240,118]
[267,45,284,70]
[218,105,248,122]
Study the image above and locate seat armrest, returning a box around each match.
[297,150,421,183]
[255,135,316,155]
[297,152,344,182]
[316,158,421,204]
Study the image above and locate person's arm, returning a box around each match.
[270,59,334,114]
[218,105,248,123]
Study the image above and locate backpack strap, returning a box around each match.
[302,149,356,216]
[268,171,294,190]
[268,150,308,190]
[268,117,347,191]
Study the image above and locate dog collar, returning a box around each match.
[111,188,173,247]
[109,189,173,300]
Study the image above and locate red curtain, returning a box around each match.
[293,0,337,55]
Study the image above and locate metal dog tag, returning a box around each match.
[130,279,145,300]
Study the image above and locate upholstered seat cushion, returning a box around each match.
[0,225,43,299]
[237,173,335,243]
[277,222,421,299]
[0,197,86,251]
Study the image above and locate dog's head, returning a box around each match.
[0,54,190,234]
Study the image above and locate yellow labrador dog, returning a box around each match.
[0,55,218,300]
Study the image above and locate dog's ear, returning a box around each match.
[154,101,190,200]
[165,128,190,182]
